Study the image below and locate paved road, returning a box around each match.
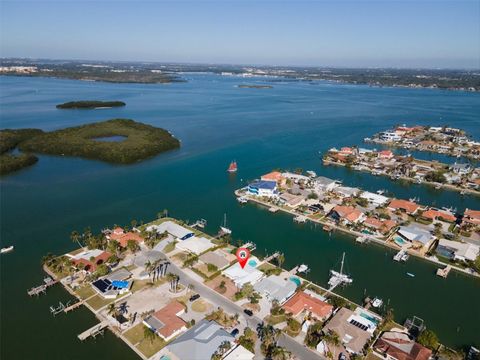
[163,254,324,360]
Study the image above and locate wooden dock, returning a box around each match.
[64,300,84,313]
[27,276,58,296]
[436,265,452,278]
[78,321,109,341]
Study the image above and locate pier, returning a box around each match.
[78,321,109,341]
[64,300,84,313]
[191,219,207,228]
[436,265,452,278]
[27,276,58,296]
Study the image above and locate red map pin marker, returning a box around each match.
[236,247,250,269]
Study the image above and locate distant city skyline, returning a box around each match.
[1,0,479,69]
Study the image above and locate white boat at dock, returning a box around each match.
[355,235,368,244]
[393,249,409,262]
[1,245,14,254]
[293,215,307,223]
[297,264,310,273]
[306,170,317,178]
[237,196,248,204]
[328,253,353,289]
[371,297,383,308]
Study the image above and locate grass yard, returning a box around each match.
[191,299,208,312]
[124,323,145,345]
[164,241,177,253]
[265,314,287,325]
[136,335,167,358]
[75,285,95,300]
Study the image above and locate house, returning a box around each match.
[223,258,264,287]
[340,147,354,155]
[247,180,278,197]
[199,249,235,270]
[322,307,378,354]
[364,217,397,235]
[279,192,305,208]
[388,199,420,215]
[450,162,471,175]
[335,186,361,198]
[421,209,456,223]
[330,205,365,225]
[69,249,111,272]
[373,331,432,360]
[396,225,435,250]
[464,209,480,226]
[106,227,144,248]
[380,131,402,142]
[143,301,187,341]
[223,345,255,360]
[378,150,394,159]
[436,239,479,262]
[146,221,194,240]
[360,192,390,207]
[314,176,340,193]
[91,268,132,298]
[282,291,333,320]
[253,275,297,304]
[167,319,234,360]
[176,236,215,255]
[261,171,286,185]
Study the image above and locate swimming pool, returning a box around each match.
[289,276,301,287]
[393,236,407,246]
[248,259,258,267]
[359,311,379,325]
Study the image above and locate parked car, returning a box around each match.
[230,328,239,337]
[243,309,253,316]
[189,294,200,302]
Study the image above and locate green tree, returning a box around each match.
[143,325,156,344]
[417,329,439,350]
[126,240,140,253]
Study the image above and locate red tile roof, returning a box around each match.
[72,251,111,272]
[388,199,420,214]
[108,228,144,247]
[261,171,284,182]
[152,301,187,339]
[333,205,364,223]
[464,209,480,225]
[374,331,432,360]
[364,217,397,234]
[283,291,333,320]
[422,209,456,222]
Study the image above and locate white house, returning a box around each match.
[223,258,264,287]
[176,236,215,255]
[314,176,340,193]
[146,221,194,240]
[247,180,278,197]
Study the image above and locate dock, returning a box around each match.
[78,321,109,341]
[293,215,307,223]
[436,265,452,278]
[269,206,279,213]
[393,249,409,262]
[191,219,207,228]
[64,300,84,313]
[27,276,58,296]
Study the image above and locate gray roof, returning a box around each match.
[167,319,234,360]
[133,250,164,267]
[144,315,165,332]
[398,225,432,244]
[254,275,297,303]
[107,268,132,282]
[199,251,230,269]
[315,176,337,187]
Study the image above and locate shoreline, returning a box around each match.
[235,189,480,280]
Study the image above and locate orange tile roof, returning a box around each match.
[374,332,432,360]
[379,150,393,157]
[388,199,420,214]
[72,251,111,272]
[261,171,284,182]
[283,291,333,319]
[464,209,480,225]
[333,205,364,222]
[422,209,456,222]
[364,217,397,234]
[109,230,144,247]
[153,301,187,339]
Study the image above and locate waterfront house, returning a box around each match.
[364,217,397,235]
[378,150,394,159]
[436,239,479,262]
[261,171,286,186]
[314,176,340,193]
[143,301,187,341]
[359,192,390,207]
[198,249,235,270]
[463,209,480,226]
[175,236,215,255]
[106,227,144,248]
[334,186,361,198]
[223,345,255,360]
[379,131,402,142]
[282,291,333,321]
[421,209,456,223]
[450,162,472,175]
[322,307,378,355]
[69,249,111,272]
[247,180,278,197]
[167,319,234,360]
[396,225,435,251]
[254,275,297,304]
[388,199,420,215]
[223,258,264,287]
[146,221,194,241]
[91,268,132,298]
[330,205,366,225]
[373,331,432,360]
[279,192,305,208]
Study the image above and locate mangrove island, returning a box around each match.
[56,100,126,109]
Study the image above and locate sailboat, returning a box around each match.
[220,213,232,235]
[227,161,238,173]
[328,252,353,288]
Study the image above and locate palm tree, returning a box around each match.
[323,330,341,358]
[271,345,291,360]
[143,325,156,344]
[276,253,285,268]
[70,230,82,248]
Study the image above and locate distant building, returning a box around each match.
[279,192,305,208]
[314,176,340,193]
[450,162,471,175]
[106,227,144,248]
[247,180,278,197]
[167,319,234,360]
[69,249,111,272]
[373,331,432,360]
[378,150,394,159]
[421,209,456,223]
[261,171,286,185]
[379,131,402,142]
[360,192,390,207]
[463,209,480,226]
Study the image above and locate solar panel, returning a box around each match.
[349,319,368,331]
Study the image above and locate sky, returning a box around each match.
[0,0,479,68]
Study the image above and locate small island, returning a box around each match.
[238,84,273,89]
[0,119,180,175]
[56,100,126,109]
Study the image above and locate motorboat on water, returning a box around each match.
[1,245,14,254]
[371,297,383,308]
[237,196,248,204]
[407,272,415,277]
[297,264,310,273]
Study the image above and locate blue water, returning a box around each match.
[1,74,479,358]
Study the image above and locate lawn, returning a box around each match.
[86,292,129,311]
[265,314,287,325]
[75,285,95,300]
[124,323,145,345]
[124,323,167,358]
[164,241,177,253]
[191,299,208,313]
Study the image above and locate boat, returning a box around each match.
[406,272,415,277]
[371,297,383,308]
[297,264,310,273]
[355,235,368,244]
[401,253,409,262]
[293,215,307,223]
[219,213,232,235]
[1,245,14,254]
[237,196,248,204]
[328,253,353,288]
[376,189,385,195]
[306,170,317,178]
[393,249,408,262]
[227,160,238,173]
